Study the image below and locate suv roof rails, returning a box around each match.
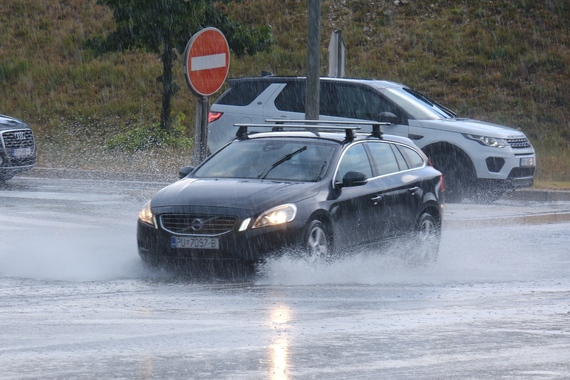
[266,119,387,139]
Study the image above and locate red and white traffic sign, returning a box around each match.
[183,27,230,97]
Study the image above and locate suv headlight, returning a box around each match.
[252,204,297,229]
[138,201,156,227]
[463,134,507,148]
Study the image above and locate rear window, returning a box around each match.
[217,81,272,106]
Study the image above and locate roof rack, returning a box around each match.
[265,119,386,139]
[235,119,388,141]
[235,123,361,141]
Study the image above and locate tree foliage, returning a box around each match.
[89,0,272,131]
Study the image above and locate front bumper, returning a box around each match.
[137,219,305,264]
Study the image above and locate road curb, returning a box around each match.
[504,189,570,202]
[444,211,570,228]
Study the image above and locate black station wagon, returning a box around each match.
[137,121,444,267]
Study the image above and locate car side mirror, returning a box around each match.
[378,112,398,125]
[340,171,368,187]
[178,166,194,179]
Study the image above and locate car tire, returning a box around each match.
[413,212,441,265]
[304,220,332,264]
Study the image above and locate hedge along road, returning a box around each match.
[1,174,569,379]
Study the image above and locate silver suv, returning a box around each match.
[0,114,36,182]
[208,76,536,202]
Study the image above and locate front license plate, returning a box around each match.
[170,236,219,249]
[520,157,535,167]
[11,147,32,157]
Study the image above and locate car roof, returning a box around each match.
[227,76,407,90]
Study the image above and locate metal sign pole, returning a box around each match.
[305,0,321,121]
[193,96,209,165]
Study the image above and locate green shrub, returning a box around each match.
[107,114,193,152]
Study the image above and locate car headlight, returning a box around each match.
[252,204,297,229]
[138,201,156,227]
[463,134,507,148]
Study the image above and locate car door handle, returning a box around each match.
[371,195,383,205]
[408,187,419,195]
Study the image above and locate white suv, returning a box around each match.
[208,76,536,202]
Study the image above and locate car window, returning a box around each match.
[380,87,453,120]
[335,143,373,183]
[274,81,397,122]
[391,144,409,170]
[366,142,401,176]
[217,81,272,106]
[193,139,336,182]
[397,145,425,168]
[275,81,305,112]
[321,83,396,120]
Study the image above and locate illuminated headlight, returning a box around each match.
[463,134,507,148]
[252,204,297,229]
[138,201,156,228]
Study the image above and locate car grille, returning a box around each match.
[1,129,35,149]
[160,214,237,235]
[507,137,531,149]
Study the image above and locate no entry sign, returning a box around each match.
[183,27,230,97]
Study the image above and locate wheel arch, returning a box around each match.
[419,202,443,229]
[305,210,334,244]
[422,142,476,177]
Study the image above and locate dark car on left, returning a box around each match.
[0,114,36,182]
[137,121,444,268]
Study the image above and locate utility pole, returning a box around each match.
[305,0,321,120]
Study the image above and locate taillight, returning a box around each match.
[208,111,223,123]
[439,174,445,192]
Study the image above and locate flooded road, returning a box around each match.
[1,176,569,379]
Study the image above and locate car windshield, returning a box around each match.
[193,138,337,182]
[380,87,456,120]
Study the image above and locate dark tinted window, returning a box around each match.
[321,83,396,120]
[397,145,425,168]
[217,81,272,106]
[391,144,409,170]
[275,81,305,112]
[366,142,400,176]
[274,81,397,121]
[335,143,373,182]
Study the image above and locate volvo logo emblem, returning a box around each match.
[14,132,26,140]
[191,218,205,231]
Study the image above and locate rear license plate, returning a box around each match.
[11,147,32,157]
[170,236,219,249]
[520,157,535,167]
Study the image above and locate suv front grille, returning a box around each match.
[507,137,531,149]
[1,129,35,149]
[160,214,237,235]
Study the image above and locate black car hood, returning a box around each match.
[0,114,28,131]
[151,178,320,214]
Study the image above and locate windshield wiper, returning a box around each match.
[258,146,307,179]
